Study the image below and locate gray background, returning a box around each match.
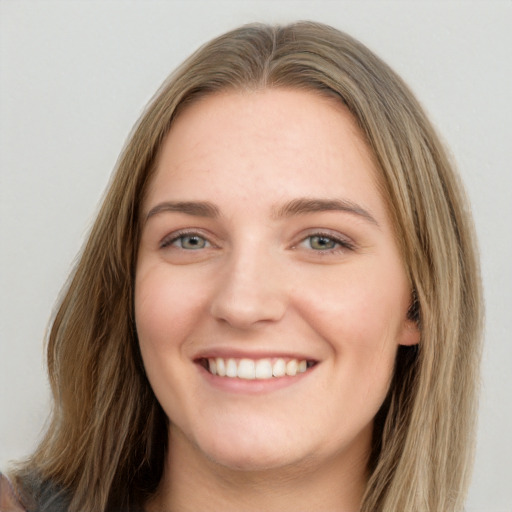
[1,1,511,510]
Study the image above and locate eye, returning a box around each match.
[308,235,338,250]
[297,232,355,253]
[161,233,211,250]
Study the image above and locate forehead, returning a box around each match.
[165,88,369,158]
[145,88,385,218]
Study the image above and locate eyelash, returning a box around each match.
[160,230,212,250]
[160,230,355,253]
[296,232,356,253]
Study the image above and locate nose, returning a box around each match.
[209,246,288,329]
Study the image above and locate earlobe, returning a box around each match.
[399,318,421,346]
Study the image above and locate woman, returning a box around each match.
[2,21,482,512]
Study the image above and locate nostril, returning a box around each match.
[209,268,288,328]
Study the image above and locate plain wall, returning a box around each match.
[1,1,511,510]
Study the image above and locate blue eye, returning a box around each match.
[163,233,210,250]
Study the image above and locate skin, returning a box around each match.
[135,89,419,512]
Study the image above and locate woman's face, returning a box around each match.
[135,89,419,472]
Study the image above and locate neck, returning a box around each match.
[145,426,369,512]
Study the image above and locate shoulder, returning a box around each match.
[0,473,26,512]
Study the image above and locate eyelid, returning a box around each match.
[157,227,355,253]
[294,230,356,252]
[159,229,215,250]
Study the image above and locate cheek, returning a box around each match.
[134,268,206,418]
[301,268,408,347]
[135,266,207,349]
[296,264,407,396]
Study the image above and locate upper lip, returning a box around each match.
[192,348,319,362]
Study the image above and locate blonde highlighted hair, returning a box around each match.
[12,22,482,512]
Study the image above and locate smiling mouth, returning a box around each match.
[196,357,317,380]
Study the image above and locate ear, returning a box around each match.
[399,296,421,346]
[398,316,421,346]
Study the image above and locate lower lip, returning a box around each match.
[196,364,316,395]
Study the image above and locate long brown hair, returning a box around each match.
[12,22,483,512]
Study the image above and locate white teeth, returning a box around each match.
[237,359,255,379]
[205,357,313,380]
[272,358,286,377]
[226,358,237,377]
[216,357,226,377]
[286,359,298,376]
[255,359,273,379]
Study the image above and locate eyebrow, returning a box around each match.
[145,201,220,222]
[273,198,379,226]
[144,197,379,227]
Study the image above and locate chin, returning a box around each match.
[195,425,306,472]
[206,447,301,472]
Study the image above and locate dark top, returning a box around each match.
[0,473,148,512]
